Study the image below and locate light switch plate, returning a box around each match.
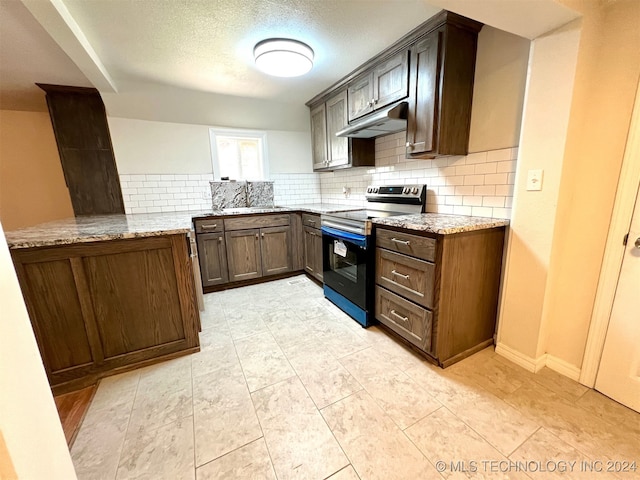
[527,169,543,191]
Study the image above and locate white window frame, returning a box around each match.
[209,127,269,181]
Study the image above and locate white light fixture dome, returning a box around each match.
[254,38,314,77]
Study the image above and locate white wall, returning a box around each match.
[0,223,77,479]
[496,19,582,360]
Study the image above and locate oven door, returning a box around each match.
[321,225,368,310]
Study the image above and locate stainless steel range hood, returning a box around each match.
[336,101,408,139]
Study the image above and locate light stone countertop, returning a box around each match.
[5,204,361,249]
[372,213,509,235]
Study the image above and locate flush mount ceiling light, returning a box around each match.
[254,38,314,77]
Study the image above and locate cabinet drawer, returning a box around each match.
[224,214,290,231]
[194,218,224,233]
[376,249,434,308]
[376,286,432,352]
[302,213,321,229]
[376,228,435,262]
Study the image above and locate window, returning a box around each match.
[209,128,269,181]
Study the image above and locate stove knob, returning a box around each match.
[367,187,372,193]
[411,187,419,195]
[373,187,379,193]
[403,187,410,194]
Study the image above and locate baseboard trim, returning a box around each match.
[495,342,546,373]
[545,354,581,381]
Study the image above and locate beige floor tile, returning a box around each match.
[321,390,442,480]
[195,438,276,480]
[193,368,263,467]
[90,369,140,412]
[510,427,620,480]
[235,332,296,392]
[405,407,528,480]
[226,309,270,340]
[576,389,640,436]
[191,344,241,379]
[530,367,589,402]
[405,361,482,406]
[116,416,194,480]
[503,383,640,469]
[328,466,361,480]
[136,356,192,396]
[252,376,349,480]
[72,400,131,480]
[127,385,193,435]
[288,350,363,409]
[340,348,441,429]
[198,328,233,351]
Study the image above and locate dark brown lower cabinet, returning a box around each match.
[303,225,323,282]
[225,229,263,282]
[375,225,505,367]
[11,234,200,394]
[261,226,292,276]
[197,232,229,286]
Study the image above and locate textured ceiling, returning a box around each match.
[60,0,442,104]
[0,0,91,111]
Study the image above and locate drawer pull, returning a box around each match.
[391,237,411,246]
[390,310,409,322]
[307,220,316,224]
[391,270,410,280]
[201,224,218,230]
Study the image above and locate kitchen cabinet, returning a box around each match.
[195,218,228,286]
[348,50,409,122]
[374,225,505,367]
[11,234,200,393]
[302,213,323,282]
[197,213,300,288]
[37,84,125,216]
[310,89,375,172]
[406,21,481,157]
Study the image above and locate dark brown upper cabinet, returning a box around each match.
[348,50,409,122]
[307,11,482,162]
[310,88,375,172]
[406,20,481,158]
[37,84,125,216]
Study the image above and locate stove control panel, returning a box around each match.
[366,184,425,198]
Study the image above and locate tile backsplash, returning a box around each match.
[120,132,517,219]
[319,132,517,219]
[120,174,213,214]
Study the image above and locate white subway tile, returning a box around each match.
[463,175,485,186]
[129,175,146,182]
[139,200,154,207]
[465,152,488,165]
[120,174,131,182]
[160,174,175,181]
[161,206,177,212]
[475,162,497,174]
[471,206,493,217]
[505,197,514,208]
[483,196,506,208]
[445,196,462,206]
[507,173,517,184]
[128,181,143,188]
[492,208,512,219]
[144,194,161,201]
[131,194,146,201]
[487,148,512,162]
[122,188,138,195]
[145,174,162,181]
[454,185,474,196]
[453,205,472,215]
[455,165,475,176]
[495,184,515,196]
[146,206,163,213]
[497,160,517,173]
[485,173,508,185]
[463,196,482,206]
[131,207,148,214]
[474,185,496,196]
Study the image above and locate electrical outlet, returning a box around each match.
[526,169,543,191]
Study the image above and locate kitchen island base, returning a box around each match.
[11,234,201,395]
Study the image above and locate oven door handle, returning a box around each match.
[321,226,367,248]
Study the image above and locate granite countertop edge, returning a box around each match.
[372,213,510,235]
[5,204,361,249]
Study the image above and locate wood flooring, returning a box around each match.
[54,384,96,447]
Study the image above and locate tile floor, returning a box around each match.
[71,275,640,479]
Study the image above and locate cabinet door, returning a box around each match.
[326,90,349,168]
[261,226,292,276]
[303,226,324,281]
[17,259,98,379]
[348,72,374,121]
[406,30,441,156]
[226,229,262,281]
[312,227,324,282]
[373,50,409,109]
[196,232,228,286]
[310,103,328,171]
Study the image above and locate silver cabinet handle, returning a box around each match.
[635,237,640,249]
[308,220,316,224]
[391,270,410,280]
[255,233,259,239]
[391,238,410,246]
[261,232,265,238]
[406,142,414,148]
[201,224,218,230]
[372,98,378,105]
[218,236,222,242]
[390,310,409,322]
